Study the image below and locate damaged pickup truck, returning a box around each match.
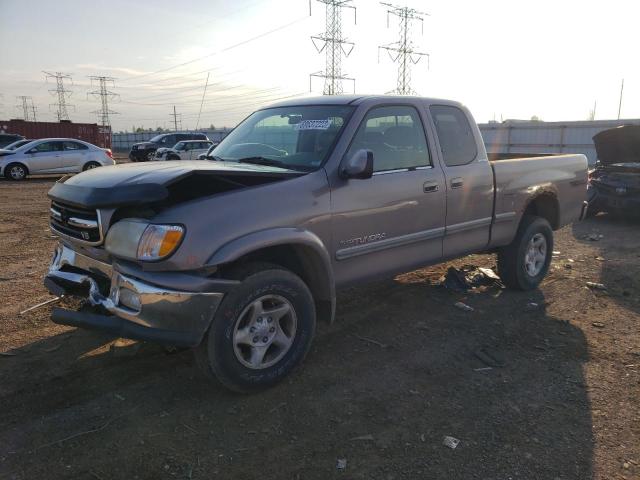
[45,95,588,392]
[588,125,640,216]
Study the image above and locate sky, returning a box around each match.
[1,0,639,132]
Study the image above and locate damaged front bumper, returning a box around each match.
[44,243,226,347]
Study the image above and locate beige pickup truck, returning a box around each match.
[45,95,588,392]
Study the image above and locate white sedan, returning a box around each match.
[154,140,214,161]
[0,138,115,180]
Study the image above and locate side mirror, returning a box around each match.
[340,149,374,179]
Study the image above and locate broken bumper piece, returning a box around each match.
[44,243,224,347]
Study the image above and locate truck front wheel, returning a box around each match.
[195,264,316,393]
[497,216,553,291]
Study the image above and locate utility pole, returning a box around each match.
[617,78,624,120]
[88,76,119,127]
[588,100,597,121]
[310,0,357,95]
[170,106,181,131]
[195,72,210,130]
[43,71,74,121]
[16,96,37,121]
[378,2,429,95]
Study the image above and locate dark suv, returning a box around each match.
[128,133,209,162]
[0,134,25,149]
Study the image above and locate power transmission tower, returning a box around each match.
[378,2,430,95]
[310,0,357,95]
[15,96,37,121]
[43,71,74,121]
[87,76,119,127]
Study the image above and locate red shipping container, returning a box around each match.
[0,119,111,149]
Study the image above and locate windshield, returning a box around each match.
[149,135,165,143]
[174,142,186,150]
[213,105,354,170]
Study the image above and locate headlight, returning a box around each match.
[105,220,184,261]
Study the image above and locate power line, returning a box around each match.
[15,96,37,121]
[120,16,308,83]
[310,0,356,95]
[88,76,120,127]
[378,2,429,95]
[43,71,75,121]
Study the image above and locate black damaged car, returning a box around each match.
[588,125,640,217]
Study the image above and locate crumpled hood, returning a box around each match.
[593,125,640,166]
[48,160,301,209]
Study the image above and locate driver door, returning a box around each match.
[25,141,63,173]
[329,104,446,286]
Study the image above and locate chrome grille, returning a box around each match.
[50,201,103,245]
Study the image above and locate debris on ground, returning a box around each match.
[110,338,141,358]
[552,251,561,255]
[350,434,374,441]
[595,256,605,261]
[525,302,539,311]
[454,301,474,312]
[585,233,604,241]
[354,334,388,348]
[592,322,605,328]
[19,296,61,315]
[443,436,460,449]
[439,265,502,292]
[586,282,607,291]
[0,351,18,357]
[336,458,347,470]
[474,347,506,368]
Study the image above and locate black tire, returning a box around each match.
[497,216,553,291]
[195,263,316,393]
[4,163,28,180]
[82,161,100,171]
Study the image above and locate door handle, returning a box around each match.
[450,177,464,189]
[423,181,439,193]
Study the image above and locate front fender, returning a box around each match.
[206,228,336,323]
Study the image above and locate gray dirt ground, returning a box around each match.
[0,173,638,480]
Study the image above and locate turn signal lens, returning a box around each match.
[137,224,184,260]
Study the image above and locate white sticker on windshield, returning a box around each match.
[294,119,332,130]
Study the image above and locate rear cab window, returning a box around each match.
[429,105,477,167]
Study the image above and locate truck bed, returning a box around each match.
[488,153,588,248]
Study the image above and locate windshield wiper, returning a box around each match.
[236,156,290,169]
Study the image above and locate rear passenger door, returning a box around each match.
[330,104,446,286]
[429,105,494,257]
[24,141,64,173]
[61,141,90,172]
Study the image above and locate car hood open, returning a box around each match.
[48,160,302,209]
[593,125,640,166]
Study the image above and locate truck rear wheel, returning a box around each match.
[195,263,316,393]
[497,216,553,291]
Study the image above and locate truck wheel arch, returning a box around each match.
[522,191,560,230]
[207,228,336,324]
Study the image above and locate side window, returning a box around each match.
[429,105,477,167]
[346,105,430,172]
[30,141,61,153]
[63,141,88,151]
